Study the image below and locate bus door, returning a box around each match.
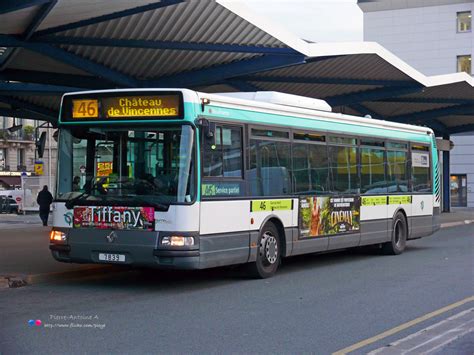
[359,144,389,245]
[327,143,361,249]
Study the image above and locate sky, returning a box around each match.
[241,0,364,42]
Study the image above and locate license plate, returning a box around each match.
[98,253,125,262]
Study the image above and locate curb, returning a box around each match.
[0,275,28,289]
[27,265,130,285]
[440,220,474,229]
[0,265,124,288]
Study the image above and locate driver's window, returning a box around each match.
[72,138,87,192]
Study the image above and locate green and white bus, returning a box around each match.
[50,89,440,278]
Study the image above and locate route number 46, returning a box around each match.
[73,99,99,118]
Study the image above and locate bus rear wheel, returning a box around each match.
[382,212,407,255]
[247,223,281,278]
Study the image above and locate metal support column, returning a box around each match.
[442,134,450,212]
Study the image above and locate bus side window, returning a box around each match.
[387,150,409,192]
[293,143,329,193]
[411,146,431,193]
[328,145,358,194]
[202,125,243,178]
[248,139,291,196]
[360,147,387,194]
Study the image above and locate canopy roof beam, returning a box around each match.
[0,35,138,87]
[35,36,299,55]
[0,95,57,121]
[0,0,51,15]
[1,0,57,71]
[23,0,57,40]
[380,97,474,105]
[349,103,449,134]
[145,54,306,88]
[391,104,474,124]
[449,124,474,134]
[226,80,261,92]
[237,75,418,87]
[326,86,423,107]
[34,0,185,36]
[0,82,83,95]
[0,69,109,88]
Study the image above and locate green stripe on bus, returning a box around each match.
[389,195,412,204]
[251,199,293,212]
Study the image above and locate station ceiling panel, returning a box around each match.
[0,0,471,135]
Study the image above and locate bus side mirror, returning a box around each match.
[197,118,216,146]
[207,122,216,140]
[36,132,47,158]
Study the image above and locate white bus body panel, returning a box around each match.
[155,204,200,232]
[200,199,298,236]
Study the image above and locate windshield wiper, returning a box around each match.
[65,179,100,209]
[120,195,169,211]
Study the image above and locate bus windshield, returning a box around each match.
[56,125,195,207]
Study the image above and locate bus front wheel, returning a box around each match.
[247,222,281,278]
[382,212,407,255]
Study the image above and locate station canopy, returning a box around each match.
[0,0,472,136]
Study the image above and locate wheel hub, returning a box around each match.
[260,232,278,265]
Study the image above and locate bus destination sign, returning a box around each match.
[69,93,182,121]
[103,95,180,118]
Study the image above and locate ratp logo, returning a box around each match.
[421,201,425,210]
[28,319,42,327]
[64,211,73,225]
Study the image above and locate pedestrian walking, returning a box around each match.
[37,185,53,226]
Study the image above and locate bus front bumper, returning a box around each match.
[49,228,250,270]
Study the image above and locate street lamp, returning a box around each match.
[1,118,23,133]
[7,124,22,133]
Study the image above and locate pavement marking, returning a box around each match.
[332,296,474,355]
[440,220,474,229]
[368,308,474,354]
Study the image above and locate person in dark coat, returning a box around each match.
[37,185,53,226]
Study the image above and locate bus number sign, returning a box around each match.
[251,199,293,212]
[72,99,99,119]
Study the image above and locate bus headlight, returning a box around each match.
[161,236,195,247]
[50,230,67,243]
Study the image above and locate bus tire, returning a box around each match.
[247,222,281,278]
[382,212,407,255]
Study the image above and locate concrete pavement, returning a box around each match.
[0,212,46,229]
[439,208,474,228]
[0,208,472,286]
[1,209,472,353]
[0,224,472,354]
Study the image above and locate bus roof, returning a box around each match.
[197,91,434,137]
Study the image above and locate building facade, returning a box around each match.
[359,0,474,207]
[0,117,57,190]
